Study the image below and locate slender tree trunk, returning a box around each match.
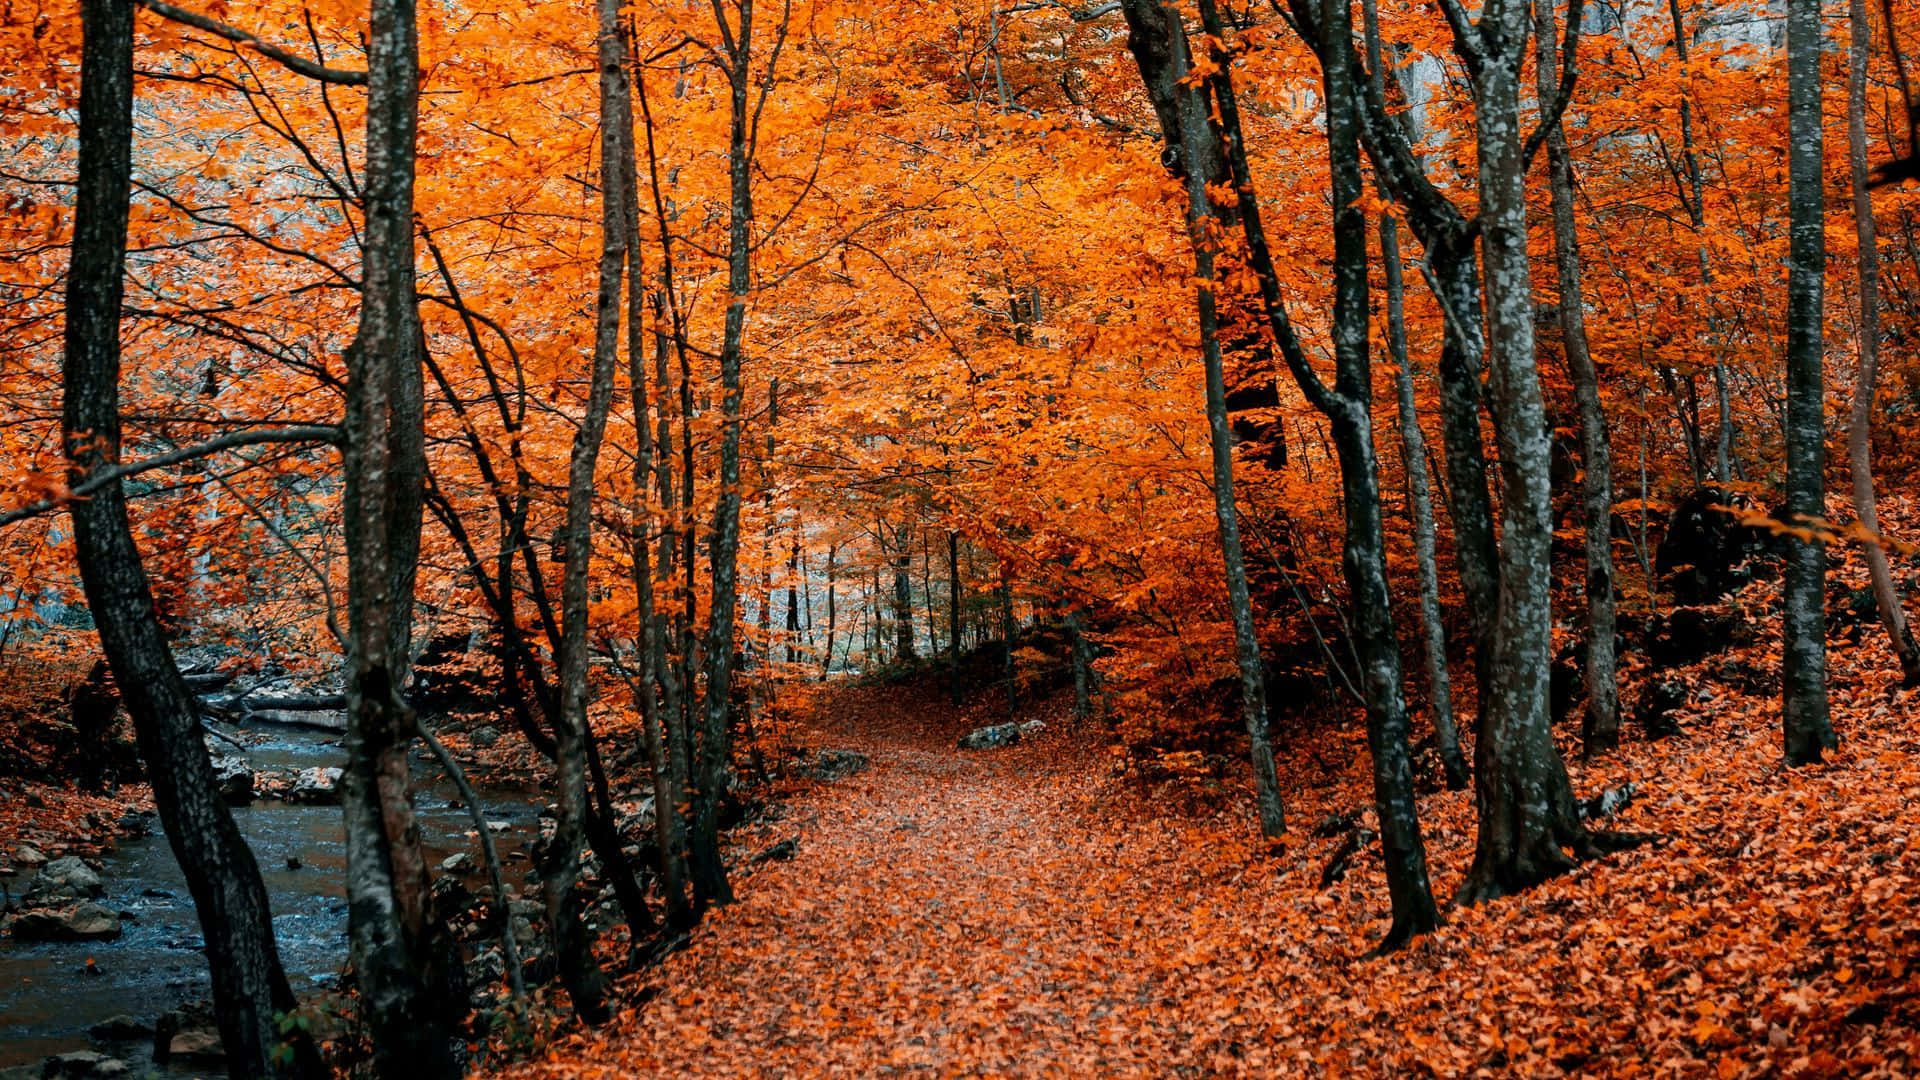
[820,543,838,677]
[1120,0,1283,838]
[535,0,637,1019]
[1380,219,1468,790]
[338,0,461,1061]
[786,535,802,666]
[691,0,766,910]
[1534,0,1620,755]
[1206,0,1434,938]
[1783,0,1838,764]
[1849,0,1920,684]
[61,4,312,1073]
[892,523,917,662]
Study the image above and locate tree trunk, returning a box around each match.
[892,524,917,662]
[1453,2,1592,905]
[61,3,313,1072]
[337,0,461,1061]
[1205,0,1434,939]
[1848,0,1920,685]
[690,0,764,912]
[1783,0,1838,764]
[1535,0,1620,755]
[1380,217,1468,790]
[820,543,838,677]
[1119,0,1283,839]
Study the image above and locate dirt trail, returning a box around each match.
[509,681,1920,1078]
[513,685,1253,1076]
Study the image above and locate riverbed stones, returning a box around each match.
[22,857,103,906]
[5,901,121,941]
[14,844,46,869]
[282,766,342,805]
[42,1050,130,1078]
[88,1015,151,1042]
[470,725,502,748]
[800,749,868,782]
[210,755,254,805]
[441,851,476,875]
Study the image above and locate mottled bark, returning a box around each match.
[1782,0,1837,764]
[1848,0,1920,685]
[61,3,311,1072]
[1363,0,1466,792]
[1212,0,1436,939]
[1453,0,1592,905]
[1534,0,1620,755]
[1380,218,1468,791]
[1119,0,1283,839]
[337,0,460,1060]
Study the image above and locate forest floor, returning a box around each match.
[502,660,1920,1078]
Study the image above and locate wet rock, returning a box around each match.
[210,755,255,805]
[285,855,303,870]
[1018,719,1046,736]
[88,1014,152,1042]
[165,1030,224,1063]
[43,1050,127,1078]
[15,844,46,868]
[485,820,512,834]
[958,722,1021,750]
[469,725,502,748]
[23,856,104,907]
[6,901,122,941]
[282,766,342,806]
[152,1002,216,1064]
[441,851,477,875]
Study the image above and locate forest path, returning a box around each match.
[515,682,1254,1076]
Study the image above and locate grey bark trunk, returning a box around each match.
[338,0,461,1061]
[1208,0,1434,939]
[1119,0,1283,838]
[1380,217,1469,790]
[1534,0,1620,755]
[1783,0,1838,764]
[1453,1,1592,905]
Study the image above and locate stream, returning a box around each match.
[0,721,538,1073]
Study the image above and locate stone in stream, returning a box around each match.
[469,725,502,748]
[957,722,1021,750]
[14,844,46,869]
[152,1002,220,1065]
[282,766,343,805]
[210,755,255,805]
[22,856,104,907]
[441,851,477,875]
[88,1014,152,1042]
[42,1050,130,1078]
[5,901,122,941]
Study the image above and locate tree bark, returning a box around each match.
[1452,0,1593,905]
[1119,0,1283,839]
[1534,0,1620,755]
[1205,0,1435,941]
[337,0,460,1060]
[61,2,313,1072]
[1848,0,1920,685]
[1783,0,1838,764]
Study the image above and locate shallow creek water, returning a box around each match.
[0,723,536,1072]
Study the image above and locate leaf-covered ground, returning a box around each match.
[503,648,1920,1078]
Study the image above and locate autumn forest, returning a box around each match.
[2,0,1919,1072]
